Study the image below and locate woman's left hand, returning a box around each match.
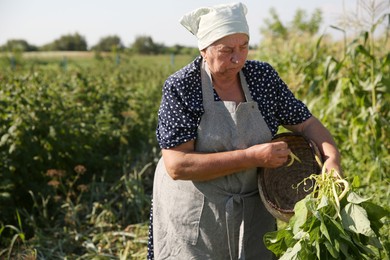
[324,156,342,177]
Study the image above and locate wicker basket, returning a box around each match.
[258,132,323,222]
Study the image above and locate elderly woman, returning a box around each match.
[149,2,341,259]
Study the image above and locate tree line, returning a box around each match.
[0,33,198,55]
[1,5,388,56]
[0,7,327,56]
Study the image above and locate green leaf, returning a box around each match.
[263,229,294,256]
[317,195,328,210]
[280,241,301,260]
[351,234,376,256]
[296,240,314,259]
[0,133,9,146]
[327,217,361,257]
[361,201,389,237]
[361,201,389,223]
[329,217,346,235]
[292,197,309,235]
[347,191,370,204]
[333,238,341,256]
[368,236,383,249]
[309,225,321,242]
[356,44,375,61]
[320,220,331,242]
[339,242,353,259]
[292,230,307,241]
[324,240,339,258]
[315,239,321,259]
[351,176,361,188]
[341,203,375,237]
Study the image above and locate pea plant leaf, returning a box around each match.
[361,201,390,224]
[347,191,371,204]
[361,201,390,239]
[320,220,331,242]
[279,240,301,260]
[264,169,388,259]
[324,240,339,258]
[291,196,309,235]
[341,203,375,237]
[263,228,294,256]
[317,195,328,210]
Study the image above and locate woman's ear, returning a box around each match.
[200,49,208,62]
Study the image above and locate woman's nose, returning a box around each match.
[231,52,240,64]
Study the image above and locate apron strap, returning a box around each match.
[225,190,259,260]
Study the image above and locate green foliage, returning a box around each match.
[265,172,389,259]
[91,35,124,52]
[0,2,388,256]
[130,35,167,55]
[166,44,199,56]
[41,32,88,51]
[0,53,196,257]
[260,7,323,39]
[0,165,152,259]
[257,17,390,185]
[258,2,390,257]
[0,35,197,56]
[291,8,322,35]
[0,39,38,52]
[261,8,288,38]
[0,211,26,259]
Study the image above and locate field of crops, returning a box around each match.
[0,30,389,259]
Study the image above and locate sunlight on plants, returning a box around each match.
[0,0,389,258]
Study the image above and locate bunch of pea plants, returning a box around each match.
[264,166,389,259]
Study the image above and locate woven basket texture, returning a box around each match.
[258,132,323,222]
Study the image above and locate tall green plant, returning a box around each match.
[257,3,389,253]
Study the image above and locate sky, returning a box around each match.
[0,0,361,48]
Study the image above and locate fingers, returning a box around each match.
[248,141,292,168]
[272,141,288,149]
[272,141,290,156]
[268,141,291,167]
[323,158,343,178]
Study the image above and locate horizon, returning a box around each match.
[1,0,387,48]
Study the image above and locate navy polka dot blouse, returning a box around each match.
[156,56,312,149]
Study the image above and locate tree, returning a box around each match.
[42,33,88,51]
[91,35,124,52]
[0,39,37,52]
[167,44,198,55]
[131,36,160,54]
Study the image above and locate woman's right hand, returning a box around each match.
[245,141,291,168]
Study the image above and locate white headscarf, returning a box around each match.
[180,2,249,50]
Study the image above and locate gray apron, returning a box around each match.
[153,61,275,259]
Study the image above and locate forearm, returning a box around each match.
[163,148,251,181]
[162,139,290,181]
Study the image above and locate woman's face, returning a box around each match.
[201,33,249,78]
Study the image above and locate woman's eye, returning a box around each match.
[220,49,232,54]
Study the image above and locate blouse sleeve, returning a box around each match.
[270,66,312,125]
[245,61,312,136]
[156,75,203,149]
